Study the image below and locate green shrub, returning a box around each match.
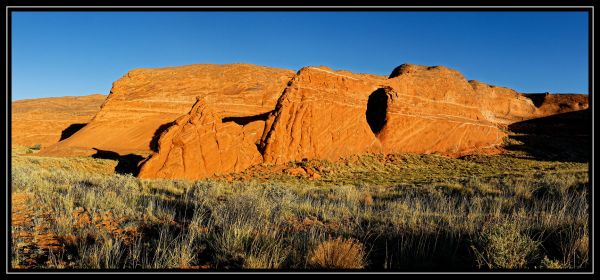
[539,256,565,269]
[471,220,540,269]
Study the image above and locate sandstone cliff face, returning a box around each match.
[11,94,106,147]
[261,66,386,164]
[38,64,294,156]
[259,64,508,163]
[469,80,538,124]
[523,93,589,115]
[138,97,262,180]
[470,80,589,125]
[378,65,506,155]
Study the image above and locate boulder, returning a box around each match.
[138,97,263,180]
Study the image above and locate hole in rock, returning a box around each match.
[366,88,389,135]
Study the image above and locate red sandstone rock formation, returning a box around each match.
[38,64,294,157]
[24,63,588,180]
[260,66,386,164]
[522,92,589,115]
[379,65,506,155]
[469,80,538,124]
[137,97,262,180]
[469,81,589,125]
[11,94,106,147]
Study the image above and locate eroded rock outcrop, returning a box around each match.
[469,81,590,126]
[38,64,294,156]
[259,65,508,163]
[138,97,262,180]
[138,64,589,179]
[469,80,538,124]
[26,62,588,180]
[11,94,106,147]
[260,66,386,164]
[378,65,506,155]
[523,93,589,115]
[470,80,589,125]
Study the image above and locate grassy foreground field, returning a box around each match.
[10,141,590,270]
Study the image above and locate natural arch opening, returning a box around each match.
[366,88,389,135]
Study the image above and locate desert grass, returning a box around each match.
[307,237,366,269]
[10,147,589,270]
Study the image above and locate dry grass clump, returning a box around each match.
[307,237,366,269]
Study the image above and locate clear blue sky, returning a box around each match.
[12,11,589,100]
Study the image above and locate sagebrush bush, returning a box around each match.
[307,237,366,269]
[471,220,540,269]
[539,256,565,269]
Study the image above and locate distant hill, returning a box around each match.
[11,94,106,147]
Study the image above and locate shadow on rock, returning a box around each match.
[60,123,87,141]
[91,148,145,175]
[149,121,177,152]
[222,111,272,126]
[506,109,591,163]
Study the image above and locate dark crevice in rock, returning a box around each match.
[222,111,272,126]
[522,93,550,108]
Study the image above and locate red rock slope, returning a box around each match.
[38,64,294,156]
[11,94,106,147]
